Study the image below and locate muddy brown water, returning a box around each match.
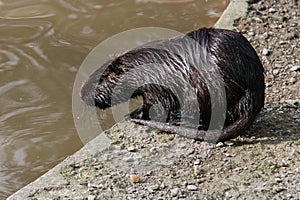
[0,0,228,198]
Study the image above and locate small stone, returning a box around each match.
[194,165,201,175]
[290,65,300,72]
[272,69,280,75]
[123,156,135,162]
[266,82,273,87]
[275,178,283,183]
[216,142,224,147]
[146,170,153,176]
[187,184,198,191]
[270,24,278,29]
[170,188,180,197]
[127,146,136,152]
[248,31,255,36]
[285,99,298,106]
[194,159,201,165]
[178,142,187,148]
[262,32,269,39]
[148,184,160,192]
[187,148,195,155]
[225,153,233,157]
[233,167,242,172]
[150,147,158,154]
[88,195,96,200]
[160,183,166,189]
[88,183,102,189]
[224,141,234,146]
[262,48,270,56]
[268,8,276,13]
[197,178,206,183]
[275,186,286,193]
[289,77,296,84]
[279,40,288,45]
[130,174,140,183]
[253,17,263,23]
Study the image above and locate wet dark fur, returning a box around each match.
[80,28,265,142]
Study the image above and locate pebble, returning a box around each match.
[187,148,194,155]
[216,142,224,147]
[262,48,270,56]
[253,17,263,23]
[279,40,288,45]
[272,69,280,75]
[285,100,299,106]
[268,8,276,13]
[146,170,153,176]
[178,142,187,148]
[187,184,198,191]
[127,146,136,152]
[233,167,242,172]
[289,77,296,84]
[150,147,158,154]
[130,174,140,183]
[148,184,160,192]
[248,31,255,36]
[290,65,300,72]
[194,165,201,175]
[275,178,283,183]
[170,188,180,197]
[262,32,269,39]
[194,159,201,165]
[224,141,234,146]
[266,82,272,87]
[275,186,286,193]
[225,153,233,157]
[88,195,96,200]
[88,183,102,189]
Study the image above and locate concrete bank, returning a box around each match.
[214,0,248,29]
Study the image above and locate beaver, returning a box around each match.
[80,27,265,142]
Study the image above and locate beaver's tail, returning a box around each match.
[130,111,253,143]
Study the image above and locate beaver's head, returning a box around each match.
[80,57,129,109]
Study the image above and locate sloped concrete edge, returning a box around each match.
[7,134,111,200]
[214,0,248,30]
[7,1,249,199]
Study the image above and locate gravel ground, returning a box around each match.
[15,0,299,199]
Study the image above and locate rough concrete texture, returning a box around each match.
[214,0,247,29]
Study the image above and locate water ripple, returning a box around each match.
[24,43,49,62]
[0,4,56,19]
[0,49,20,71]
[57,0,87,13]
[0,21,53,44]
[0,79,28,96]
[0,105,46,123]
[14,46,46,70]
